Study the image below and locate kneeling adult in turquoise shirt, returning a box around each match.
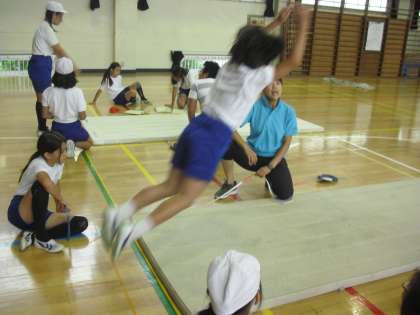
[215,79,297,200]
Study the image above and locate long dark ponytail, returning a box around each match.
[101,62,121,87]
[19,131,66,182]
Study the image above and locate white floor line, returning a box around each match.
[339,139,420,174]
[0,136,37,140]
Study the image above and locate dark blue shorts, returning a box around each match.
[113,87,130,105]
[28,55,52,93]
[7,195,53,231]
[52,120,90,142]
[179,88,190,96]
[172,113,232,181]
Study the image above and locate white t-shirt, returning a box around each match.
[188,78,215,111]
[15,157,64,196]
[204,63,275,130]
[32,21,59,56]
[100,75,125,100]
[173,69,199,90]
[42,87,87,123]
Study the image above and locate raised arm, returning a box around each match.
[264,4,294,32]
[274,5,310,79]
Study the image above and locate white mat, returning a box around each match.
[83,114,324,145]
[141,178,420,313]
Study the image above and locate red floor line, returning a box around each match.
[345,287,386,315]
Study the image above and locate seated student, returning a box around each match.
[42,57,93,158]
[91,62,150,109]
[7,131,88,253]
[168,65,199,110]
[214,78,297,201]
[401,271,420,315]
[198,250,263,315]
[187,61,220,122]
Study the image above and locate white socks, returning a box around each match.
[128,216,155,243]
[115,199,137,225]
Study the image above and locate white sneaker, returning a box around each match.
[34,238,64,253]
[102,207,119,250]
[20,231,33,251]
[111,220,134,261]
[66,140,75,158]
[74,147,83,162]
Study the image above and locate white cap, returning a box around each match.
[55,57,74,75]
[46,1,67,13]
[207,250,261,315]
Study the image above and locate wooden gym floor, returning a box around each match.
[0,73,419,315]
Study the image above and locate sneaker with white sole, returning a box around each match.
[20,231,34,251]
[66,140,75,158]
[214,181,238,199]
[102,207,119,250]
[111,220,134,261]
[34,238,64,253]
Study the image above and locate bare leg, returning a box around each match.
[112,174,208,257]
[146,175,208,226]
[177,94,187,109]
[75,137,93,150]
[221,160,236,184]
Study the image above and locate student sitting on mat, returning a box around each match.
[102,4,308,260]
[187,61,220,122]
[42,57,93,158]
[7,131,88,253]
[168,65,199,110]
[198,250,263,315]
[91,62,150,110]
[169,61,220,151]
[214,78,296,201]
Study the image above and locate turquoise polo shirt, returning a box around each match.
[242,96,298,157]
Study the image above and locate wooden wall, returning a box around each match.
[286,6,411,78]
[381,19,409,77]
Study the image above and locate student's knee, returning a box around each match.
[86,138,93,149]
[70,215,88,234]
[161,179,179,196]
[31,181,46,194]
[274,186,294,201]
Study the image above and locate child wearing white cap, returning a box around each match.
[42,57,92,158]
[199,250,262,315]
[28,1,75,136]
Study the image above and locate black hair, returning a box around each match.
[101,62,121,87]
[52,72,77,89]
[19,131,66,182]
[229,25,284,69]
[197,283,263,315]
[44,10,62,31]
[170,65,188,84]
[401,271,420,315]
[201,61,220,79]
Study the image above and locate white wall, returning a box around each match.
[131,0,267,69]
[0,0,113,69]
[0,0,270,69]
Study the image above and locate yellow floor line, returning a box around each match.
[120,144,158,185]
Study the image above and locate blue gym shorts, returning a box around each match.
[113,87,130,105]
[7,195,53,231]
[28,55,52,93]
[171,113,232,181]
[52,120,90,142]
